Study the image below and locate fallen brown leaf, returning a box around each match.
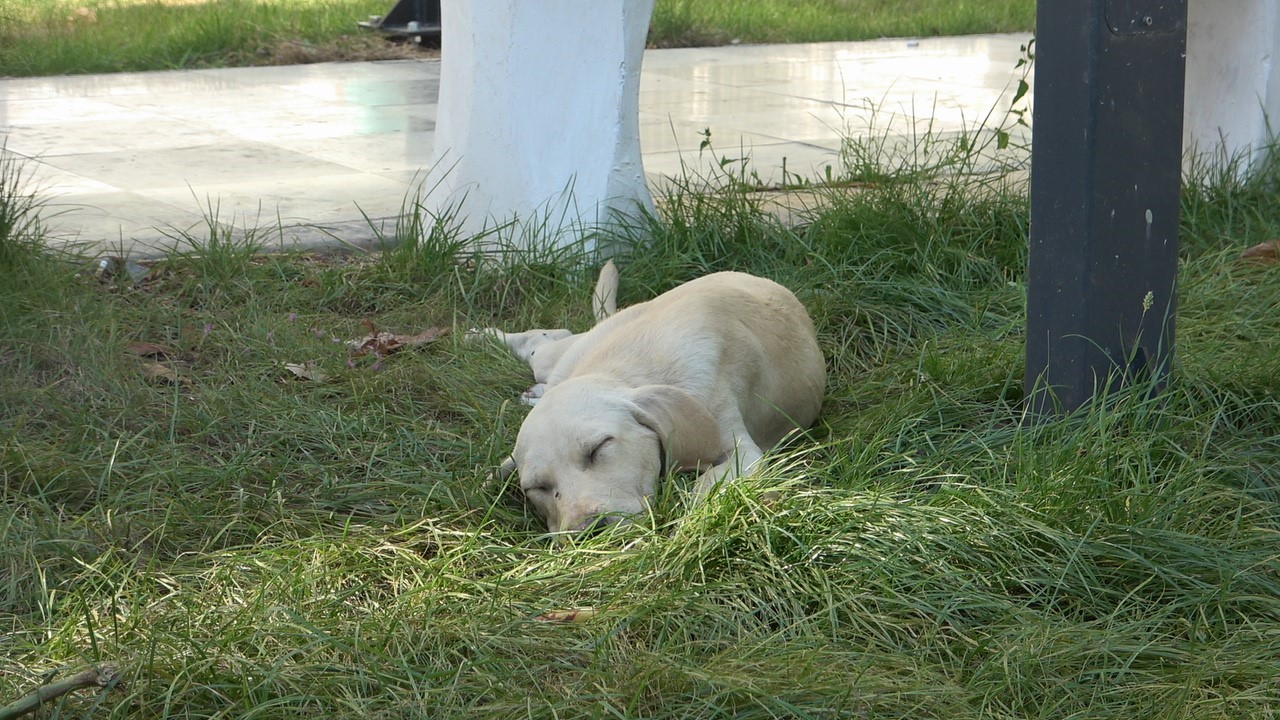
[1241,240,1280,263]
[125,341,175,359]
[535,607,597,624]
[283,361,328,382]
[346,321,450,357]
[139,359,189,386]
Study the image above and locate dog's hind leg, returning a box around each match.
[470,260,616,404]
[467,328,581,398]
[467,328,573,362]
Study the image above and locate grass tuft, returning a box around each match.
[0,145,49,272]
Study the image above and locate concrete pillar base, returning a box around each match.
[1184,0,1280,173]
[426,0,656,254]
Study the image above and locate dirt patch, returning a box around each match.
[246,34,438,67]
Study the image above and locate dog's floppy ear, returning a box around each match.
[627,384,722,471]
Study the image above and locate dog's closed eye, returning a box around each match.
[586,436,614,466]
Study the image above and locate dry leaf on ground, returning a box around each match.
[139,359,189,386]
[534,607,597,624]
[125,341,175,358]
[346,320,450,357]
[283,361,328,382]
[1240,240,1280,263]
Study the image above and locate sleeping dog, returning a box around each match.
[473,263,825,534]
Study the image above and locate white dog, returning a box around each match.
[474,263,826,534]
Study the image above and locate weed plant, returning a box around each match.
[2,134,1279,718]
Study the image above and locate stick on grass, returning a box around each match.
[0,664,121,720]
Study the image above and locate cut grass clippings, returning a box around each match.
[3,124,1280,718]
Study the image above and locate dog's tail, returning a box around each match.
[592,260,619,323]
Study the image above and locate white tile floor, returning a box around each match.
[0,33,1033,257]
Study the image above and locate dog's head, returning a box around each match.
[504,378,723,535]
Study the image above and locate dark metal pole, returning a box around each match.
[1025,0,1188,414]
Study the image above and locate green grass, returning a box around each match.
[0,0,1036,78]
[650,0,1035,48]
[0,0,410,77]
[3,125,1279,717]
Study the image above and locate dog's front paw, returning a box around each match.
[521,383,548,406]
[466,327,504,344]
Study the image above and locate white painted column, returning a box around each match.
[1184,0,1280,171]
[427,0,656,253]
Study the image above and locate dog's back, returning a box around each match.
[550,272,825,447]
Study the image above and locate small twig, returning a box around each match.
[0,664,121,720]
